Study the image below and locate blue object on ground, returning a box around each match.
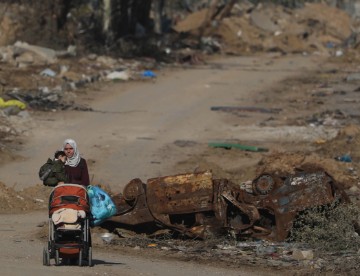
[142,70,157,78]
[335,154,352,163]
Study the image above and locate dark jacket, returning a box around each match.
[64,158,90,186]
[43,158,68,187]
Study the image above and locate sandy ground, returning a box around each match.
[1,53,360,275]
[0,54,321,192]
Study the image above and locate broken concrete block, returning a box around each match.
[106,71,129,81]
[14,41,57,64]
[292,249,314,260]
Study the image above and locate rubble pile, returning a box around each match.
[0,182,48,213]
[0,2,358,115]
[95,235,360,275]
[174,2,356,56]
[1,2,360,273]
[0,41,158,112]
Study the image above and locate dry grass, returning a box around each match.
[289,202,360,251]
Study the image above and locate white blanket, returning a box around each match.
[52,208,86,225]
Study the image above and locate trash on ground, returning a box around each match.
[141,70,157,78]
[335,154,352,163]
[40,68,56,77]
[208,142,269,152]
[106,71,130,81]
[0,97,26,110]
[210,106,281,114]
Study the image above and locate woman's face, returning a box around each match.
[64,143,74,158]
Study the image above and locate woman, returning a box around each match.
[62,138,90,186]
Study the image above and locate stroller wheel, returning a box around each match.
[88,247,92,267]
[78,249,83,267]
[43,247,50,266]
[55,250,60,266]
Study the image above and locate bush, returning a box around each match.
[289,202,360,251]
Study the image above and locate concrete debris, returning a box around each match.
[292,249,314,260]
[0,2,357,115]
[173,2,355,55]
[14,41,57,64]
[106,71,130,81]
[173,8,208,33]
[106,232,360,273]
[346,73,360,82]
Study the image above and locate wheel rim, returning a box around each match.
[43,247,50,266]
[88,247,92,267]
[55,250,60,266]
[42,248,46,266]
[78,250,83,266]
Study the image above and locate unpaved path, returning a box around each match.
[1,211,274,276]
[0,54,324,275]
[1,54,321,193]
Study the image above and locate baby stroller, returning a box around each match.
[43,184,92,266]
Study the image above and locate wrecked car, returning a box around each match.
[108,167,350,241]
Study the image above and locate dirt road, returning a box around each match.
[3,210,277,276]
[1,54,321,192]
[0,54,325,275]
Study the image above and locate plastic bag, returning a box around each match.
[0,97,26,110]
[87,185,117,226]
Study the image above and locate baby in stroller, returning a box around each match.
[43,184,92,266]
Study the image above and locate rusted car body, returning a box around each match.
[109,168,349,241]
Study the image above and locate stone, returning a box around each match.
[292,249,314,260]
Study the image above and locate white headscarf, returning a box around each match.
[62,138,81,167]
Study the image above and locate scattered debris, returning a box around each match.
[106,71,130,81]
[0,97,26,110]
[208,142,268,152]
[40,68,56,77]
[141,70,157,78]
[335,154,352,163]
[100,232,114,243]
[210,106,281,114]
[107,169,353,242]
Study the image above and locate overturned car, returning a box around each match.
[109,167,350,241]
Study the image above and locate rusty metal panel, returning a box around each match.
[146,171,214,215]
[271,172,335,213]
[108,205,154,225]
[222,190,260,227]
[252,171,338,241]
[110,179,154,225]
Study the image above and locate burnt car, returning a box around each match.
[108,167,350,241]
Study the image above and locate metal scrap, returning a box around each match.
[109,168,352,241]
[210,106,282,114]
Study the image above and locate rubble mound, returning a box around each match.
[0,182,49,213]
[257,125,360,190]
[174,2,355,56]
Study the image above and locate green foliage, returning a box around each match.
[289,202,360,251]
